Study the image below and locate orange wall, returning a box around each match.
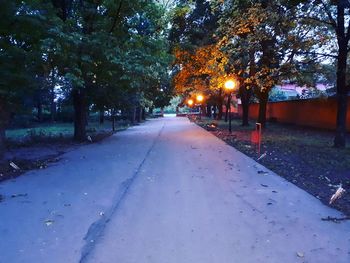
[238,97,350,131]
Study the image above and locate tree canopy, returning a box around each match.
[0,0,174,155]
[170,0,350,147]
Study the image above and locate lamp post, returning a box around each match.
[196,94,204,120]
[187,99,194,118]
[224,80,236,133]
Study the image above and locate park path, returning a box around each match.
[0,117,349,263]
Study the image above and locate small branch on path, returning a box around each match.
[321,216,350,223]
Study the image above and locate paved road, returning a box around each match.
[0,117,349,263]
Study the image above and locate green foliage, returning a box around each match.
[0,0,174,121]
[268,87,288,102]
[0,1,46,106]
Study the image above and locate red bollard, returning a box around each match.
[251,123,262,155]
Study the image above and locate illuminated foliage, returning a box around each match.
[173,44,228,97]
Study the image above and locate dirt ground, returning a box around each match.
[195,116,350,218]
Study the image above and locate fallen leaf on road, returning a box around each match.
[296,252,304,258]
[257,170,268,175]
[321,216,350,222]
[44,219,54,226]
[11,193,28,198]
[260,184,268,187]
[329,186,346,204]
[9,162,20,170]
[257,152,267,161]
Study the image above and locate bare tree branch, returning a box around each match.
[296,51,337,59]
[109,0,124,34]
[320,0,337,29]
[297,15,334,27]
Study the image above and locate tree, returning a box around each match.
[0,1,46,156]
[0,0,174,157]
[170,0,227,118]
[298,0,350,147]
[49,0,172,140]
[217,0,319,127]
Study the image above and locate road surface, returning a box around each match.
[0,117,349,263]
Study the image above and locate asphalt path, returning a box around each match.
[0,117,349,263]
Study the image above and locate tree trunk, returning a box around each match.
[242,100,249,126]
[334,7,348,147]
[213,105,217,119]
[0,98,9,158]
[218,103,223,120]
[112,109,116,132]
[224,97,229,122]
[50,101,56,122]
[149,107,154,115]
[50,70,56,122]
[136,106,142,122]
[0,124,5,159]
[257,91,269,127]
[73,88,87,141]
[240,48,255,126]
[240,85,251,126]
[217,90,224,120]
[257,38,275,128]
[99,109,104,124]
[142,108,146,120]
[37,101,43,122]
[206,104,212,117]
[334,48,348,147]
[130,107,136,124]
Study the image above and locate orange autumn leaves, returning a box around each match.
[173,45,228,95]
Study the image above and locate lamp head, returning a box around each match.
[225,80,235,90]
[196,95,204,102]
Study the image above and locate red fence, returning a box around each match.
[238,97,350,131]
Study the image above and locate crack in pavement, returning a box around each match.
[78,123,165,263]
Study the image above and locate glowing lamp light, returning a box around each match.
[187,99,194,106]
[196,95,204,102]
[224,80,235,90]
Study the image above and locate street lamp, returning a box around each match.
[196,94,203,102]
[196,94,204,120]
[225,80,235,91]
[224,79,236,133]
[187,99,194,106]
